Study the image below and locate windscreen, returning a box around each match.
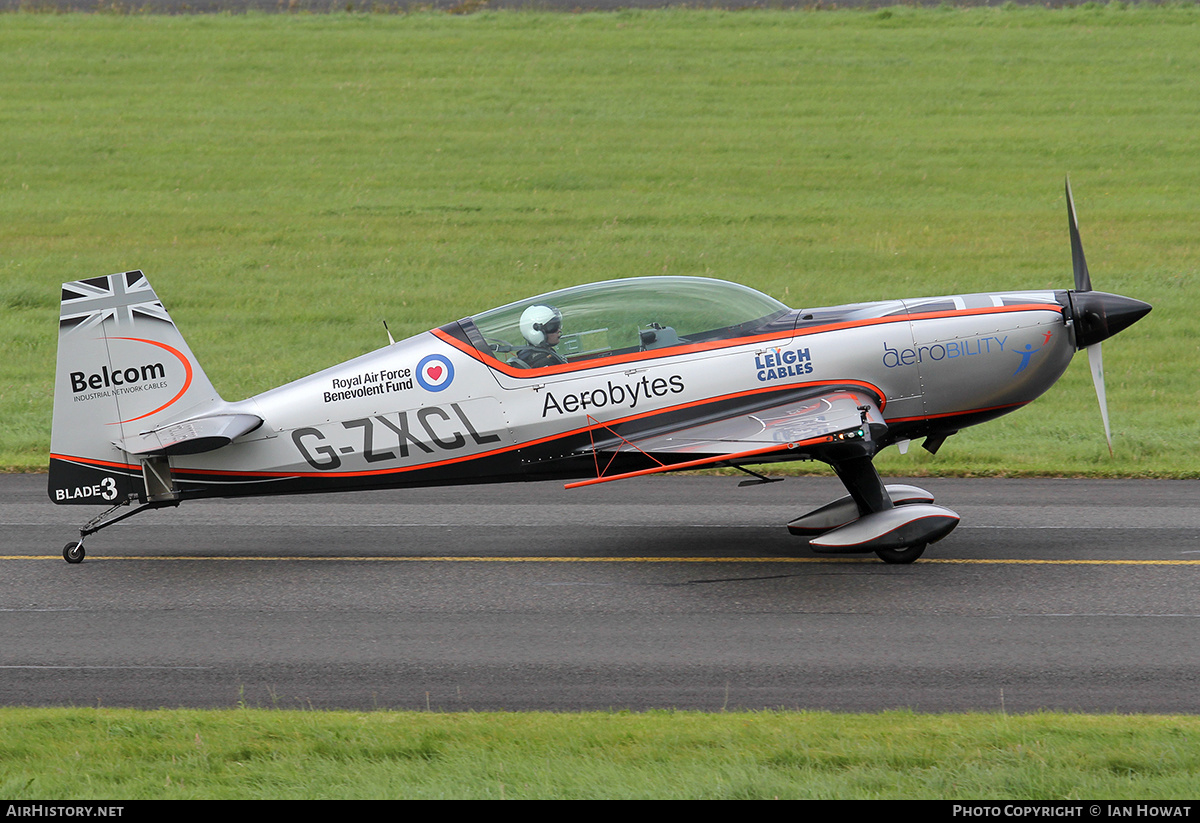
[465,277,790,367]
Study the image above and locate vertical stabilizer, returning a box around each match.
[49,270,222,505]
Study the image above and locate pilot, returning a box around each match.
[516,304,568,369]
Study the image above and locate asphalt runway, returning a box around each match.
[3,473,1199,713]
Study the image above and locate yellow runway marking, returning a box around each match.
[6,556,1200,566]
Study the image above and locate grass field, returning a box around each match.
[3,707,1200,799]
[1,6,1197,475]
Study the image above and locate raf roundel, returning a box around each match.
[416,354,455,392]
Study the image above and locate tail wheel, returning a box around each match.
[875,544,925,564]
[63,542,85,564]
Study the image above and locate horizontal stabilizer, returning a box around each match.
[117,413,263,456]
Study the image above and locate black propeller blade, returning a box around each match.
[1066,177,1092,292]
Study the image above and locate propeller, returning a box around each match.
[1064,179,1151,456]
[1065,178,1110,454]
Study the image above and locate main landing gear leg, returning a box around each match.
[791,451,959,564]
[833,455,929,564]
[831,454,892,518]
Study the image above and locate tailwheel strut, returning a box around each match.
[62,496,180,564]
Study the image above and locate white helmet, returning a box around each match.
[519,305,562,346]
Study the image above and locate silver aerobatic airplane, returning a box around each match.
[49,183,1150,564]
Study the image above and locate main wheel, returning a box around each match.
[875,543,925,564]
[63,542,85,564]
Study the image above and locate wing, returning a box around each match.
[565,388,884,489]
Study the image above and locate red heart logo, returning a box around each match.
[427,365,443,381]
